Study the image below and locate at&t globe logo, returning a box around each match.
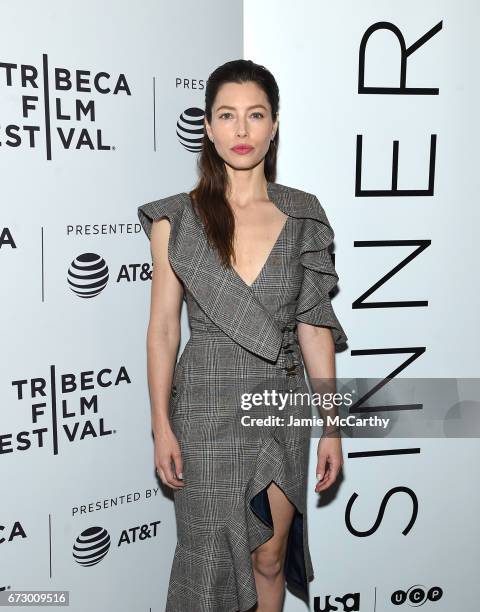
[67,252,109,298]
[176,106,204,152]
[73,526,111,567]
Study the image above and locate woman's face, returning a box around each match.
[205,80,278,172]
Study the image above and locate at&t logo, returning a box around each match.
[73,520,162,566]
[67,252,152,298]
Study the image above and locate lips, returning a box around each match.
[231,145,254,154]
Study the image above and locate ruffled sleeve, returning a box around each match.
[137,193,185,241]
[295,196,348,351]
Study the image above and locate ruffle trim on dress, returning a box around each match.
[137,193,186,242]
[223,433,314,612]
[295,209,348,351]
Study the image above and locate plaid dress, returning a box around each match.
[138,181,347,612]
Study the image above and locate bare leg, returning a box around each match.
[250,481,296,612]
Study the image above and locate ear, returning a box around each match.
[272,111,279,137]
[204,118,212,141]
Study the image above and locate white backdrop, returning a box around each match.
[245,1,479,611]
[1,1,479,611]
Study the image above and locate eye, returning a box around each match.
[219,112,232,119]
[251,112,264,119]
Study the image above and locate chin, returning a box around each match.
[227,156,262,170]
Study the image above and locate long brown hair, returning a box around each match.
[189,59,280,268]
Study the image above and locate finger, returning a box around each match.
[156,467,168,487]
[316,459,332,483]
[160,460,185,489]
[315,469,334,492]
[316,461,342,492]
[172,450,184,482]
[167,454,185,488]
[316,454,327,482]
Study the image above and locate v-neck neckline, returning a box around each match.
[182,181,291,291]
[231,213,290,289]
[230,181,290,290]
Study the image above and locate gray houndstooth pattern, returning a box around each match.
[138,182,348,611]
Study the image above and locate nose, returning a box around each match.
[236,117,248,137]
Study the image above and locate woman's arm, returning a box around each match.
[297,322,344,493]
[147,217,184,435]
[145,217,187,490]
[297,322,336,386]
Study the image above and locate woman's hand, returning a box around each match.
[154,425,186,490]
[315,434,343,493]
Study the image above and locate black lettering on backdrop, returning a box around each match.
[0,54,131,158]
[358,21,442,94]
[346,21,442,552]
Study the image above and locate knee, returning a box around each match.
[252,547,284,581]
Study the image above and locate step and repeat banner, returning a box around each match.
[245,1,478,612]
[0,1,243,610]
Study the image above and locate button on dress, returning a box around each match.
[137,181,348,612]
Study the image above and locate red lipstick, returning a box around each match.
[231,145,254,154]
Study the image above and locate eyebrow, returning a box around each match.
[215,104,268,112]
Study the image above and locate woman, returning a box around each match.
[138,59,348,612]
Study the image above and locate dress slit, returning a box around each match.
[248,474,309,604]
